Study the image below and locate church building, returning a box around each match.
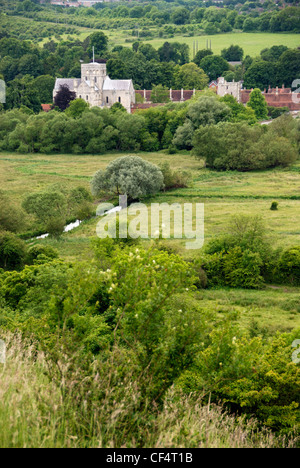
[53,60,136,113]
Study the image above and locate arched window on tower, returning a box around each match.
[118,97,121,103]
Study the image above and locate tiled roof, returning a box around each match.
[41,104,52,112]
[103,77,132,91]
[54,78,81,91]
[241,89,300,110]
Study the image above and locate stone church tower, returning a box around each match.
[75,62,106,107]
[53,59,135,112]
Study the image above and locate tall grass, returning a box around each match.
[0,332,296,448]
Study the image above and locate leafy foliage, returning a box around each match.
[91,155,164,201]
[193,121,297,171]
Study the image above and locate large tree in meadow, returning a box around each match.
[91,156,164,202]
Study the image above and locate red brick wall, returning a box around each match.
[241,89,300,110]
[135,89,194,103]
[134,87,300,111]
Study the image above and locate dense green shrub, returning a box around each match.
[76,202,95,221]
[202,247,264,289]
[270,201,278,211]
[192,263,208,289]
[91,155,164,202]
[268,106,289,119]
[159,161,191,190]
[0,231,27,271]
[193,122,297,171]
[45,217,65,239]
[26,244,59,265]
[201,215,272,288]
[223,247,264,289]
[22,190,67,225]
[177,319,300,435]
[0,191,25,233]
[277,246,300,286]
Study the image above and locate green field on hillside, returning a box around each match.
[117,32,300,57]
[38,28,300,57]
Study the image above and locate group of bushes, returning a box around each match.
[198,215,300,289]
[1,93,299,173]
[0,184,95,270]
[0,234,299,445]
[22,185,94,233]
[0,233,58,271]
[10,1,300,35]
[90,156,191,203]
[0,107,163,154]
[193,121,298,171]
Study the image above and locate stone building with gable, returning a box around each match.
[53,60,135,113]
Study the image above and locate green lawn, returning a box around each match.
[118,32,300,57]
[37,27,300,57]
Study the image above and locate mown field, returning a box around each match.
[36,26,300,57]
[120,32,300,57]
[1,151,299,335]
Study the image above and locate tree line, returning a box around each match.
[0,91,299,172]
[6,0,300,36]
[0,29,299,114]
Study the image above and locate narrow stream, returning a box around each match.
[35,205,122,240]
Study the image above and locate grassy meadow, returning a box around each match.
[37,27,300,57]
[121,32,300,57]
[0,151,299,336]
[1,151,299,251]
